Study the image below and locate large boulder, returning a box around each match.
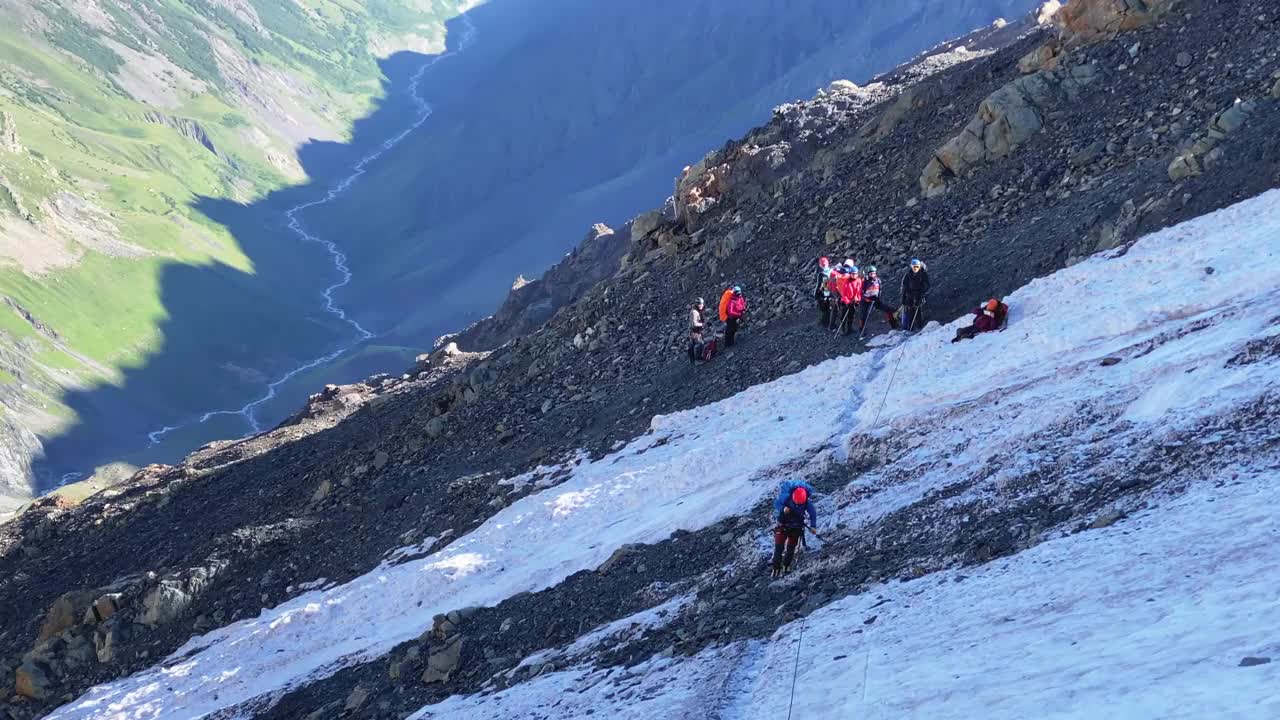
[14,659,50,700]
[37,591,96,643]
[921,63,1099,196]
[629,211,666,244]
[421,634,464,684]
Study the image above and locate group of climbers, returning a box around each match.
[686,260,1008,574]
[688,286,748,364]
[815,258,903,336]
[690,253,1007,367]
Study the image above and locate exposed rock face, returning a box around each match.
[450,224,627,351]
[1057,0,1181,46]
[14,660,50,700]
[0,410,41,516]
[0,112,21,154]
[1168,99,1260,182]
[921,62,1099,195]
[142,112,220,157]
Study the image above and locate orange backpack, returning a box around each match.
[718,288,733,322]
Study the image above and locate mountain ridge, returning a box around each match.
[2,0,1279,717]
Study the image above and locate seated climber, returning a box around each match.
[952,298,1009,343]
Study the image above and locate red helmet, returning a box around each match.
[791,487,808,505]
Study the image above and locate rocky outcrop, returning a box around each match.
[672,84,884,233]
[921,62,1099,196]
[3,297,59,340]
[450,224,628,351]
[0,410,41,516]
[0,112,21,154]
[142,112,220,157]
[1168,99,1262,181]
[1057,0,1180,47]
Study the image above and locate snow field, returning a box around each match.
[49,188,1280,719]
[413,463,1280,720]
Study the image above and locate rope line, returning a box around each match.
[867,305,919,430]
[784,616,807,720]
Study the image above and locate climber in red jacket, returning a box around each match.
[834,263,862,335]
[725,286,747,347]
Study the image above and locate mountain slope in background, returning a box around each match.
[174,0,1041,442]
[0,0,1037,510]
[0,0,458,509]
[315,0,1039,342]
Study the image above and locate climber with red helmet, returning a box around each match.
[771,480,818,577]
[951,298,1009,343]
[813,257,834,327]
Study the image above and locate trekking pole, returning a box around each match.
[834,305,851,336]
[806,526,825,541]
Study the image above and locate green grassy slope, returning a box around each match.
[0,0,459,495]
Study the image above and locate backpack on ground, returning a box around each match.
[701,336,718,362]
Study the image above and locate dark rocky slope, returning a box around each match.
[2,0,1279,716]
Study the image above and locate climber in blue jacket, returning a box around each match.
[773,480,817,521]
[772,481,817,577]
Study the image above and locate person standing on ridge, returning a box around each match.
[858,266,899,334]
[688,297,706,363]
[813,257,834,327]
[772,481,818,577]
[725,286,747,347]
[900,258,931,331]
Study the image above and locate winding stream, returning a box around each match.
[146,12,478,446]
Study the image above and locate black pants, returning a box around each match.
[726,317,740,346]
[836,302,856,335]
[952,325,980,343]
[902,300,925,331]
[859,297,898,330]
[816,296,831,326]
[772,526,804,569]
